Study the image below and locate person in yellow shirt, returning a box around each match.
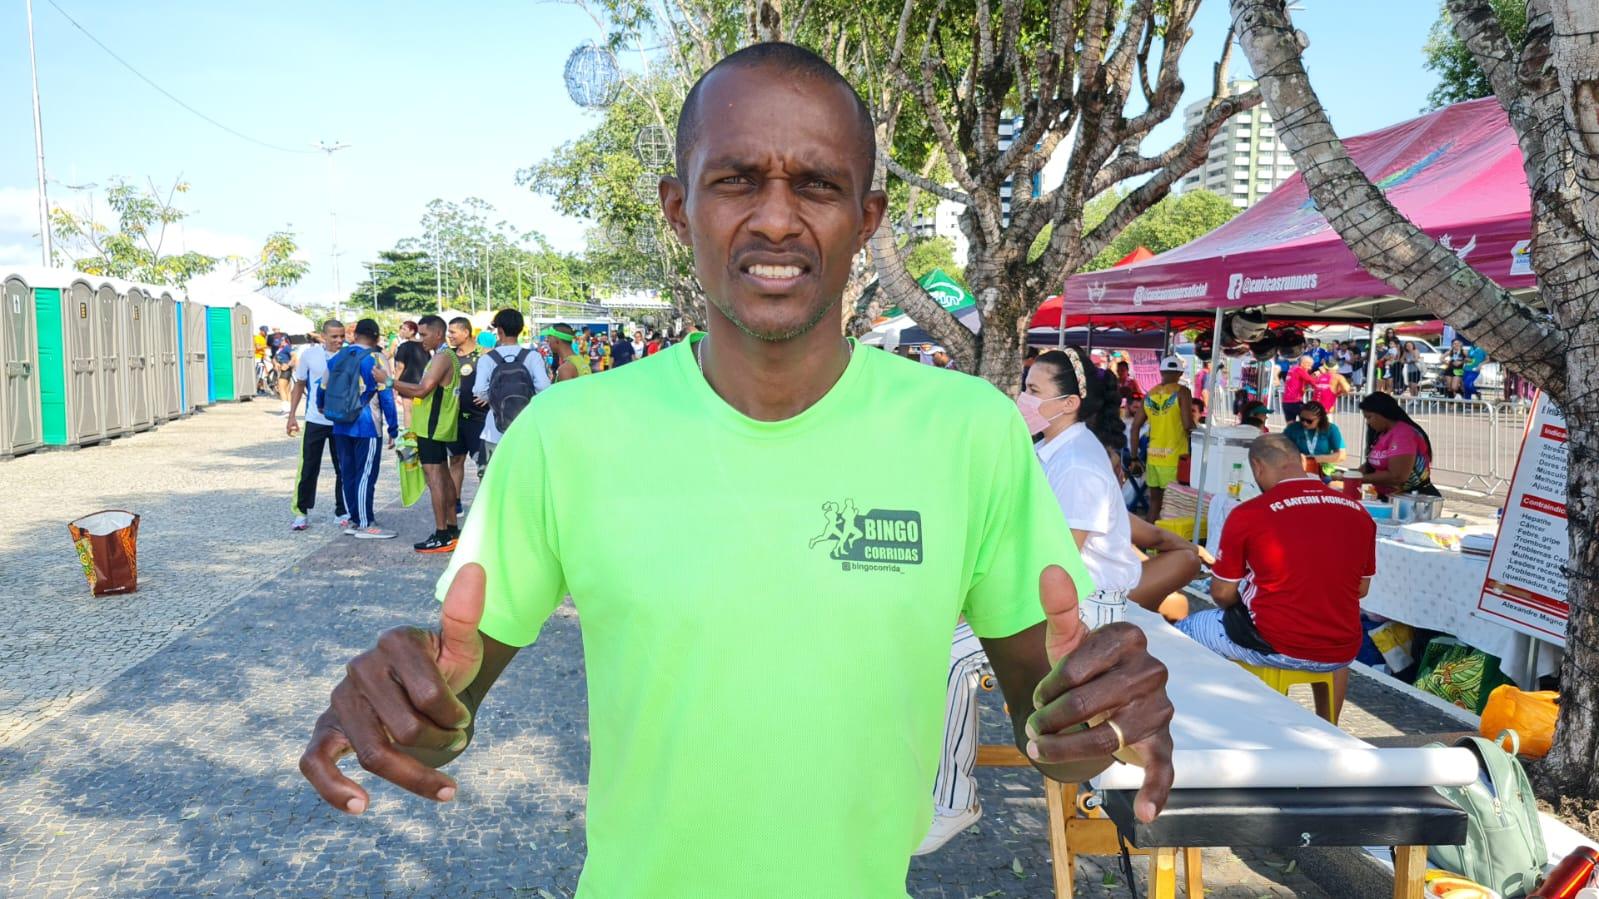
[1130,355,1194,522]
[252,326,270,394]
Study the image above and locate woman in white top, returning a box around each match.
[1019,346,1202,620]
[919,345,1203,857]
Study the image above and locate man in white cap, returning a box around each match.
[1130,355,1194,522]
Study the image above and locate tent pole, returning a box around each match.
[1163,317,1172,356]
[1189,306,1226,545]
[1366,314,1380,396]
[1086,323,1094,353]
[1057,309,1067,349]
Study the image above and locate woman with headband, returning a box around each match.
[918,346,1202,856]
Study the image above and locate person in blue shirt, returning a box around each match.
[329,318,399,539]
[1282,401,1347,480]
[1462,343,1488,400]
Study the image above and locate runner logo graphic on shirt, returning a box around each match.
[808,501,923,568]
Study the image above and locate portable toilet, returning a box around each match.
[15,270,106,448]
[205,304,236,402]
[232,303,254,401]
[181,296,209,410]
[94,280,128,438]
[119,281,155,431]
[151,287,181,422]
[0,272,43,459]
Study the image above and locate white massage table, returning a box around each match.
[982,606,1476,898]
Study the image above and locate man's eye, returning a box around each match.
[805,179,839,191]
[717,175,751,186]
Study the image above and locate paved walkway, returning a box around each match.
[0,400,389,749]
[0,408,1454,897]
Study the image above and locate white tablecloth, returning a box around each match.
[1366,538,1559,686]
[1093,606,1477,791]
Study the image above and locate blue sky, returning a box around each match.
[0,0,1446,306]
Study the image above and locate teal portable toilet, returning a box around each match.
[205,304,235,402]
[119,281,154,433]
[14,269,107,448]
[231,303,254,401]
[150,287,180,422]
[0,272,43,459]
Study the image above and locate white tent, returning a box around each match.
[860,306,982,350]
[231,292,313,335]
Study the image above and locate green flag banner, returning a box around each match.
[883,269,974,318]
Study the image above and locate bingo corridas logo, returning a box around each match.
[808,500,923,571]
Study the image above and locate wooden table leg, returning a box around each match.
[1046,781,1074,899]
[1151,847,1179,899]
[1182,847,1204,896]
[1392,845,1426,899]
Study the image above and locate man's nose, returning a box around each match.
[746,180,803,244]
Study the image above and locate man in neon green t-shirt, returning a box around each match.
[300,42,1175,897]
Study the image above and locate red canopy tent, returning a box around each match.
[1057,97,1533,323]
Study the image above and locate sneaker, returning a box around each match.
[913,804,982,857]
[455,500,463,516]
[335,516,352,530]
[351,526,397,540]
[343,522,360,535]
[291,515,308,531]
[414,531,457,554]
[446,524,461,541]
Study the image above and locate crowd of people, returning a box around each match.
[281,310,688,551]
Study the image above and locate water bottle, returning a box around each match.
[1227,463,1244,499]
[1529,846,1598,898]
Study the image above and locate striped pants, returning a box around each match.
[333,435,382,528]
[931,621,990,815]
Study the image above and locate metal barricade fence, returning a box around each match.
[1393,396,1502,494]
[1256,386,1513,495]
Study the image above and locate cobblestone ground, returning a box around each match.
[0,400,393,749]
[0,410,1453,897]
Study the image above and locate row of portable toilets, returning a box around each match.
[0,267,259,460]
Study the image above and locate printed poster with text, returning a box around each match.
[1477,392,1570,645]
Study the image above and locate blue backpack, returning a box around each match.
[320,346,372,424]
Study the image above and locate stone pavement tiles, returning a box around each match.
[0,493,1336,899]
[0,413,1368,896]
[0,400,398,750]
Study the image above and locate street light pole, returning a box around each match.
[26,0,53,266]
[315,140,350,319]
[433,224,443,313]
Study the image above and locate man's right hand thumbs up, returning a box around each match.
[300,564,489,815]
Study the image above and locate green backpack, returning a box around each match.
[1427,733,1548,898]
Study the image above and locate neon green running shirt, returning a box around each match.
[438,334,1092,897]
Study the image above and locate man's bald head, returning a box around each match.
[675,42,876,191]
[1248,433,1306,492]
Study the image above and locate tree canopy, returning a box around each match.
[1421,0,1527,109]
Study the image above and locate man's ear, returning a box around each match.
[660,177,692,247]
[856,188,888,251]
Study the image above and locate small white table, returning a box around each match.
[1364,538,1560,687]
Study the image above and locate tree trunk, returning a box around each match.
[1229,0,1566,397]
[1233,0,1599,800]
[867,125,977,364]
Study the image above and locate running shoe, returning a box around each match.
[446,524,461,541]
[414,531,457,554]
[291,515,308,531]
[335,515,352,530]
[343,522,360,535]
[352,526,396,540]
[913,804,982,856]
[455,500,463,516]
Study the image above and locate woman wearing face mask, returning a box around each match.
[918,346,1202,858]
[1018,346,1204,623]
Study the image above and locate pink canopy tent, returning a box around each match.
[1059,97,1534,322]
